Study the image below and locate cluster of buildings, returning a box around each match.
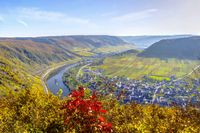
[77,68,200,107]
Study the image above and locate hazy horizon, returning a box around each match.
[1,0,200,37]
[0,34,197,38]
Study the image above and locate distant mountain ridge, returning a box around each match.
[0,35,128,65]
[11,35,127,48]
[138,36,200,60]
[120,35,191,49]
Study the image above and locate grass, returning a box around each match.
[149,75,171,81]
[94,54,200,80]
[72,45,136,56]
[93,45,136,54]
[72,47,94,57]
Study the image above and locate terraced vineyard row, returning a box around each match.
[95,54,200,80]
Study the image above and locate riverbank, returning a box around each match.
[41,58,81,94]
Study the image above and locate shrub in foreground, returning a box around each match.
[62,87,112,132]
[0,85,200,133]
[102,98,200,133]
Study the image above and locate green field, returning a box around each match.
[72,47,94,57]
[93,45,136,54]
[72,45,136,56]
[94,54,200,80]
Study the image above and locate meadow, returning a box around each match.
[93,45,135,54]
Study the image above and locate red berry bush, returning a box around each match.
[62,87,112,132]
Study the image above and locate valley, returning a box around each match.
[1,1,200,132]
[1,35,199,99]
[1,35,200,132]
[0,35,131,92]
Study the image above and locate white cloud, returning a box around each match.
[112,9,158,22]
[17,19,28,27]
[18,7,89,24]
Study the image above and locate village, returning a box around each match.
[73,67,200,107]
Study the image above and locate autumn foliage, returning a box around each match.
[61,87,112,132]
[0,85,200,132]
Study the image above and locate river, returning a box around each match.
[45,53,116,96]
[46,63,79,96]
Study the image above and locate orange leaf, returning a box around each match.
[98,116,105,122]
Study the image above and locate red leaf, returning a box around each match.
[62,86,112,132]
[100,109,107,113]
[70,90,80,97]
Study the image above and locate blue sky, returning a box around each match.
[0,0,200,37]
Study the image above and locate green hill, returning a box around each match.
[138,36,200,60]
